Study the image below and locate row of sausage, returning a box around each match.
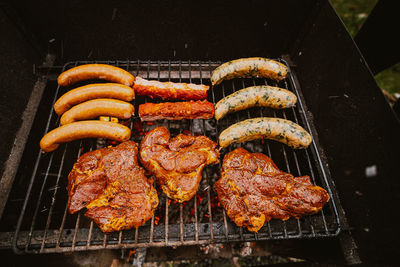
[40,57,312,152]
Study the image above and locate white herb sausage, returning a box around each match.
[215,86,297,120]
[211,58,288,86]
[219,117,312,149]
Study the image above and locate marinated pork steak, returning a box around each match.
[214,147,330,232]
[67,141,159,233]
[140,127,219,202]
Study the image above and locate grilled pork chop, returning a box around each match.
[140,127,219,202]
[214,147,330,232]
[67,141,158,233]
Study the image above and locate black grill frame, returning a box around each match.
[12,60,341,254]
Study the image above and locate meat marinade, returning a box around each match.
[67,141,158,233]
[133,77,209,100]
[140,127,219,202]
[214,147,330,232]
[139,100,214,121]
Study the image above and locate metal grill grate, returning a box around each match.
[12,60,341,254]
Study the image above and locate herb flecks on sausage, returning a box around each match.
[219,117,312,149]
[215,86,297,120]
[211,58,288,86]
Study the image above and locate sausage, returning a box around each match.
[133,77,209,100]
[215,85,297,120]
[60,99,134,125]
[218,117,312,149]
[40,121,131,152]
[54,83,134,115]
[211,57,288,86]
[139,100,215,121]
[57,64,135,87]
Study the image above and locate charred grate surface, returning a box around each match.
[12,60,341,254]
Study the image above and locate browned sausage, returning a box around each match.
[60,99,134,125]
[40,121,131,152]
[138,100,215,121]
[133,77,209,100]
[54,83,134,115]
[57,64,135,87]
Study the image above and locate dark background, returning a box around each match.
[0,0,399,265]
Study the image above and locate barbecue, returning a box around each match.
[11,60,341,253]
[1,1,399,266]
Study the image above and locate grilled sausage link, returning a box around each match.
[139,100,215,121]
[60,99,134,125]
[40,121,131,152]
[133,77,209,100]
[58,64,135,87]
[54,83,135,115]
[215,85,297,120]
[219,117,312,149]
[211,57,288,86]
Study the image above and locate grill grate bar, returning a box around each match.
[287,66,341,233]
[40,145,68,252]
[12,60,341,254]
[208,61,229,241]
[281,77,331,235]
[86,222,94,249]
[103,233,107,248]
[165,200,169,244]
[25,152,54,251]
[179,204,184,243]
[71,213,81,251]
[56,200,69,249]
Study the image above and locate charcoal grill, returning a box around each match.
[11,60,341,253]
[1,0,400,265]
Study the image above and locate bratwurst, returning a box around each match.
[54,83,134,115]
[40,121,131,152]
[60,99,134,125]
[211,57,288,86]
[219,117,312,149]
[133,77,209,100]
[57,64,135,87]
[214,85,297,120]
[139,100,214,121]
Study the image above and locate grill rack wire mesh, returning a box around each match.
[12,60,341,254]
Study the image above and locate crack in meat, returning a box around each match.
[67,141,159,233]
[214,147,330,232]
[140,127,219,202]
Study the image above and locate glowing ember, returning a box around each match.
[133,121,143,134]
[154,216,160,225]
[126,249,136,262]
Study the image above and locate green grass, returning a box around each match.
[330,0,400,95]
[375,63,400,95]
